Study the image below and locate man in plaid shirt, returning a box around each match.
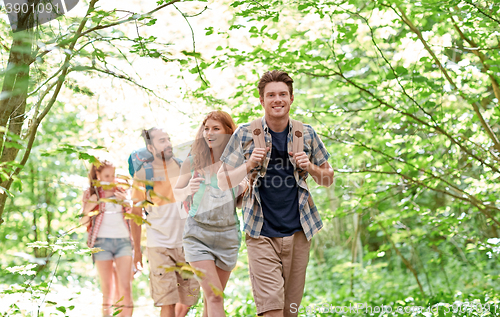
[217,70,334,317]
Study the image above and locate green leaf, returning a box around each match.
[395,66,408,76]
[229,24,244,30]
[205,26,214,35]
[124,213,152,226]
[56,306,66,313]
[146,18,157,26]
[4,142,24,149]
[181,50,202,59]
[386,72,396,80]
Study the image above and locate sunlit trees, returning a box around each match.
[211,0,500,302]
[0,0,206,224]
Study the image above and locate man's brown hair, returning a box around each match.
[257,70,294,98]
[141,127,162,146]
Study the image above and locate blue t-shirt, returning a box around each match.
[258,125,301,237]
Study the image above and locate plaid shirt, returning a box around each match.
[220,117,331,240]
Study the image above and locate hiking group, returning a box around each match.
[80,70,334,317]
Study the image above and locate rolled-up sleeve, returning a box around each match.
[308,126,330,167]
[220,127,245,168]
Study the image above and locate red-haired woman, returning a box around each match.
[80,160,134,317]
[174,111,246,317]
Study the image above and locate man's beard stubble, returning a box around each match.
[155,146,173,161]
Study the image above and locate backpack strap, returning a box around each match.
[290,119,314,206]
[127,155,135,178]
[291,119,305,176]
[250,118,266,149]
[173,157,183,168]
[248,118,267,193]
[291,119,304,154]
[143,162,154,193]
[141,162,155,217]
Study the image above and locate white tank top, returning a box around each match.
[97,200,129,238]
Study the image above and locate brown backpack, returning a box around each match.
[248,118,312,206]
[249,118,304,156]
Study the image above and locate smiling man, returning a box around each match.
[131,127,199,317]
[217,70,334,317]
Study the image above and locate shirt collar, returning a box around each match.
[261,116,293,134]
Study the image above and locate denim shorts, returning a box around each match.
[93,237,133,261]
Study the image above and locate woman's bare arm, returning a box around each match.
[80,190,98,225]
[174,159,204,204]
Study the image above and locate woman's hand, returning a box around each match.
[84,194,98,214]
[114,188,128,201]
[188,177,204,195]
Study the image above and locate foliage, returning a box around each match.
[3,0,500,315]
[0,0,209,315]
[0,0,206,223]
[204,0,500,313]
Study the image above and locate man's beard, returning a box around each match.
[155,147,173,161]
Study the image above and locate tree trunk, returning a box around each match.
[0,16,35,224]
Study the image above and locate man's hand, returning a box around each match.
[130,205,144,275]
[289,151,311,171]
[134,248,143,272]
[246,147,269,172]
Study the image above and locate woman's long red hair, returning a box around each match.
[191,111,236,174]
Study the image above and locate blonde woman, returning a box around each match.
[81,160,134,317]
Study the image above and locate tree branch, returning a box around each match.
[34,0,182,62]
[173,4,208,87]
[79,0,182,38]
[27,66,64,97]
[393,4,500,153]
[321,131,500,227]
[450,15,500,101]
[70,65,189,116]
[348,8,441,128]
[5,0,100,190]
[306,69,500,175]
[462,0,500,25]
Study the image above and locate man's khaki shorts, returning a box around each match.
[246,230,311,316]
[147,247,200,307]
